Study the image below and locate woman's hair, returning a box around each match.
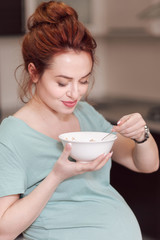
[17,1,97,102]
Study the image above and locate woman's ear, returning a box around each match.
[28,63,38,83]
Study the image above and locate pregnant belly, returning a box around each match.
[24,198,142,240]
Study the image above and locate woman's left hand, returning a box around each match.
[112,113,146,142]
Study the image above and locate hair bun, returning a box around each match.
[28,1,78,31]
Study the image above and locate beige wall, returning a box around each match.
[0,37,23,114]
[90,36,160,103]
[0,36,160,115]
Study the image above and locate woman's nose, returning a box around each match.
[66,83,79,99]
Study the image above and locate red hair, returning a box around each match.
[18,1,97,102]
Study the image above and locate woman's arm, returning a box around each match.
[0,172,60,240]
[0,144,112,240]
[112,113,159,173]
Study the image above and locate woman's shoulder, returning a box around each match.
[0,105,26,131]
[0,116,20,142]
[0,105,31,143]
[0,116,17,131]
[1,105,35,136]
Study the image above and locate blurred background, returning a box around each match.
[0,1,160,239]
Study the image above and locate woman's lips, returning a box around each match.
[62,100,77,108]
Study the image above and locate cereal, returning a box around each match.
[89,139,95,142]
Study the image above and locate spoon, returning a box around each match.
[101,131,114,141]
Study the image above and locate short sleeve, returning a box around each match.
[0,142,27,197]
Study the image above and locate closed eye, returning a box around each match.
[80,80,89,85]
[58,82,68,87]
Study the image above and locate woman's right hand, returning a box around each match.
[52,143,113,182]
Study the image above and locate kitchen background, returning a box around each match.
[0,0,160,239]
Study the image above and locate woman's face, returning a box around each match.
[31,50,93,116]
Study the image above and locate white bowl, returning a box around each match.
[59,131,117,162]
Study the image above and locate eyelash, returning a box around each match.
[81,80,89,85]
[58,80,89,87]
[58,83,67,87]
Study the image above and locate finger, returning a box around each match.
[95,152,113,171]
[120,130,143,139]
[112,115,131,132]
[117,118,129,126]
[118,121,144,135]
[75,153,105,173]
[114,113,145,133]
[60,143,72,160]
[92,152,113,169]
[122,126,145,139]
[88,153,109,170]
[77,152,112,173]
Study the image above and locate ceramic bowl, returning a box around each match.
[59,131,117,162]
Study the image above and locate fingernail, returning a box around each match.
[109,151,113,157]
[117,120,121,125]
[104,151,113,158]
[66,143,72,149]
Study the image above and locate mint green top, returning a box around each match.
[0,101,142,240]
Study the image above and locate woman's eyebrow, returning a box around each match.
[55,72,91,80]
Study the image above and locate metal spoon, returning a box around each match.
[101,131,114,141]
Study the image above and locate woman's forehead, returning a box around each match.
[47,51,93,74]
[49,50,92,64]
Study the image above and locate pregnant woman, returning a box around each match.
[0,1,159,239]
